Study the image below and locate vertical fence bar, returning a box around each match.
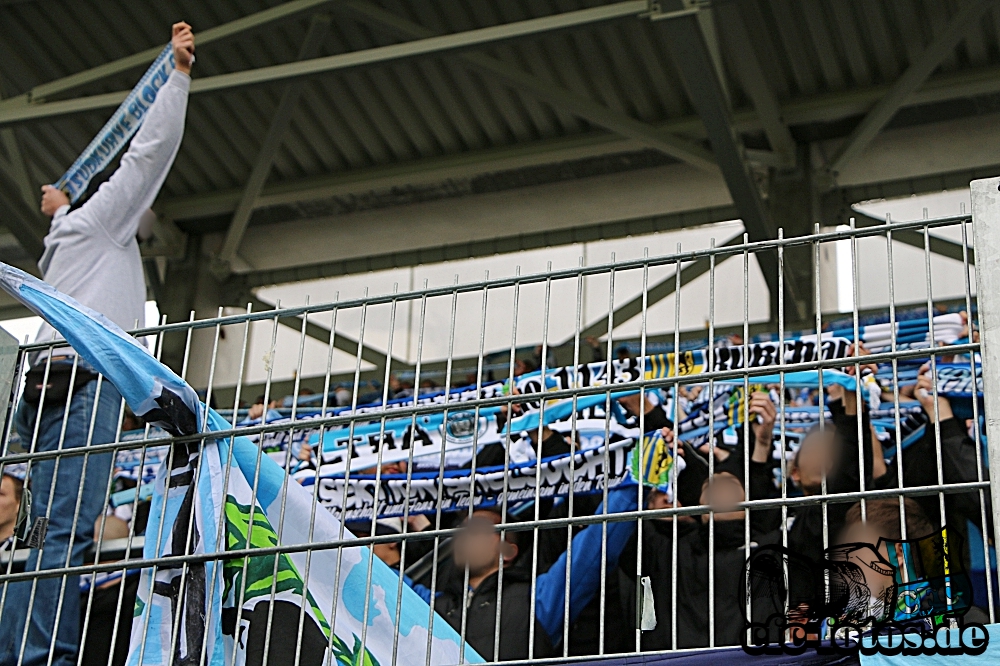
[706,238,716,648]
[670,242,682,651]
[970,176,1000,545]
[960,216,995,622]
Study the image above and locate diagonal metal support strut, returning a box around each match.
[250,297,395,369]
[563,232,744,346]
[215,14,332,276]
[827,0,995,176]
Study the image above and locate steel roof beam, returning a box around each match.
[853,210,975,264]
[0,1,657,126]
[827,0,995,176]
[335,0,717,171]
[0,82,40,210]
[163,131,647,220]
[12,0,336,104]
[216,154,997,292]
[8,25,998,132]
[157,63,1000,222]
[717,3,795,168]
[215,14,331,277]
[229,203,740,290]
[827,163,1000,214]
[0,82,46,260]
[657,3,789,310]
[0,127,35,214]
[0,185,44,259]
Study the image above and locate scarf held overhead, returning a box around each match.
[53,45,175,202]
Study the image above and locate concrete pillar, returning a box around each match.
[767,144,818,327]
[152,235,249,394]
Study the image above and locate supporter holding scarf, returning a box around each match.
[0,24,194,666]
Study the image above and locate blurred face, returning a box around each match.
[792,430,836,495]
[699,472,745,522]
[0,474,22,537]
[839,521,891,561]
[453,511,516,577]
[380,461,406,475]
[647,489,694,523]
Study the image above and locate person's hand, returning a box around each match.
[40,185,69,216]
[825,381,859,415]
[297,441,313,462]
[677,423,731,463]
[407,514,431,532]
[498,385,524,419]
[696,436,731,463]
[172,22,195,75]
[959,311,979,344]
[658,427,684,462]
[844,343,878,377]
[748,391,775,461]
[915,362,954,423]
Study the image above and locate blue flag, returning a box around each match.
[0,263,482,665]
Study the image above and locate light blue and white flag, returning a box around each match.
[53,45,175,202]
[0,263,482,666]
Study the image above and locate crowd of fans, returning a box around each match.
[347,354,994,660]
[2,332,994,663]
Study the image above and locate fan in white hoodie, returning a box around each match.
[0,24,196,666]
[35,25,194,357]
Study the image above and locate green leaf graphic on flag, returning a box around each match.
[223,496,380,666]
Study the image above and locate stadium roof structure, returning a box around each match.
[0,0,998,331]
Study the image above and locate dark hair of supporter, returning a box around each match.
[843,497,934,541]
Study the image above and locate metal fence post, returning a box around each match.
[970,176,1000,542]
[0,327,17,435]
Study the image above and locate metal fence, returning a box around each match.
[2,179,999,665]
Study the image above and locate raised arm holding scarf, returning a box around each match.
[0,24,194,666]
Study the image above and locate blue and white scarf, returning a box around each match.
[53,45,175,202]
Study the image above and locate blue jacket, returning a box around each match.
[532,485,639,642]
[407,484,639,648]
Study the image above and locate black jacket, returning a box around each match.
[535,493,630,655]
[619,518,779,650]
[875,415,993,561]
[432,565,554,661]
[727,399,874,605]
[786,398,873,570]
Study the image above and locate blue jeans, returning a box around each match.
[0,376,121,666]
